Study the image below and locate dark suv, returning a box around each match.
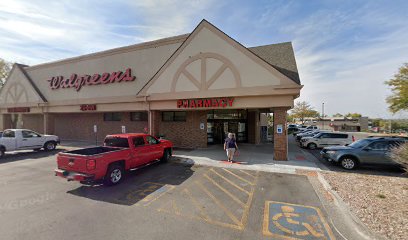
[320,137,407,170]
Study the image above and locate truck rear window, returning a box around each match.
[104,137,129,148]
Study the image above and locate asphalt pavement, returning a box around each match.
[0,148,344,240]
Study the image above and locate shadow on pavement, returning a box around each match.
[0,148,66,165]
[67,162,195,206]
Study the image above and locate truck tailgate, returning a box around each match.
[57,154,89,173]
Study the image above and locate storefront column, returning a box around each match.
[248,110,260,144]
[149,110,160,137]
[43,113,55,135]
[273,107,288,161]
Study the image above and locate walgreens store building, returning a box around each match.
[0,20,302,160]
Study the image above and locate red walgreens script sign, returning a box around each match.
[177,98,234,109]
[48,68,135,92]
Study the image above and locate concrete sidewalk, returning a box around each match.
[173,137,323,174]
[60,137,324,174]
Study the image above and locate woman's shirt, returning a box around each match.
[225,138,236,149]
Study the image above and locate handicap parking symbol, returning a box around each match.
[263,201,335,239]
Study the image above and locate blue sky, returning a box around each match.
[0,0,407,118]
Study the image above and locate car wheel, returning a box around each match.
[0,148,5,158]
[340,157,357,170]
[44,141,56,151]
[104,164,124,186]
[308,143,317,150]
[161,149,171,163]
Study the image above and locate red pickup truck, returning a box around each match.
[55,133,173,185]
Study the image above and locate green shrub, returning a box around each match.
[391,142,408,173]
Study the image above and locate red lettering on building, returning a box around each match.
[7,107,30,113]
[176,98,235,109]
[47,68,136,92]
[80,104,97,111]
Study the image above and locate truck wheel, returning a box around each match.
[44,141,56,151]
[340,157,357,170]
[0,148,5,158]
[104,164,124,186]
[160,149,171,163]
[307,143,317,150]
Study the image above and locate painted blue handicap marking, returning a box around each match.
[263,201,335,239]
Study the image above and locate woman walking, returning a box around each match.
[224,133,238,162]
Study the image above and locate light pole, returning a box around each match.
[322,103,325,130]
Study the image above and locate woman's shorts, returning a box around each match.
[226,148,236,158]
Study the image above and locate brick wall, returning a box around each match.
[1,115,13,130]
[157,111,207,148]
[273,108,288,160]
[22,114,44,133]
[53,112,148,143]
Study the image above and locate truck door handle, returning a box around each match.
[22,139,27,141]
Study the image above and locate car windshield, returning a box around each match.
[104,137,129,148]
[349,139,372,148]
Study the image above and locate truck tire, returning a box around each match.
[44,141,57,151]
[0,147,5,158]
[160,149,171,163]
[104,164,124,186]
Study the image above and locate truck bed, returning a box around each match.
[63,146,126,156]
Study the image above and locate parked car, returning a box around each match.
[293,129,315,137]
[293,125,319,135]
[0,129,60,158]
[55,133,173,185]
[299,132,354,149]
[296,130,331,142]
[320,137,407,170]
[298,125,319,131]
[288,127,298,134]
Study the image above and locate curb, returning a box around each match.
[315,172,387,240]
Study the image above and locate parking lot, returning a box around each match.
[0,148,341,240]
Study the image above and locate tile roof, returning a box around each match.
[249,42,300,84]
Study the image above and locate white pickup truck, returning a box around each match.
[0,129,60,158]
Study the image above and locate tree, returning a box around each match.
[332,113,343,117]
[385,63,408,113]
[345,113,362,118]
[290,101,320,124]
[0,58,12,88]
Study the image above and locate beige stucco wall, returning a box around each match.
[146,25,298,95]
[0,67,43,107]
[23,38,184,104]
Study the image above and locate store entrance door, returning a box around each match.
[207,109,248,145]
[213,121,227,144]
[207,120,244,144]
